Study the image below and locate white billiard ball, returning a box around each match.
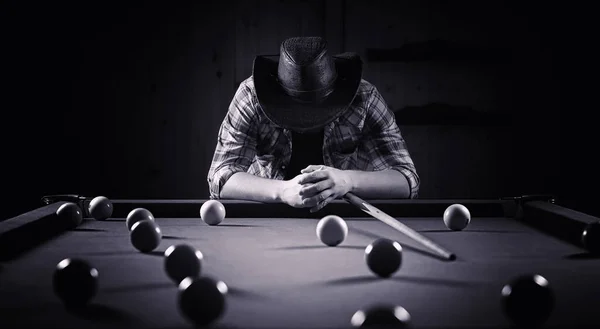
[200,200,226,226]
[316,215,348,247]
[443,204,471,231]
[88,196,113,221]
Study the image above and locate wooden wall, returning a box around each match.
[3,1,571,218]
[343,1,561,198]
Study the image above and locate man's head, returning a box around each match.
[253,37,362,133]
[276,37,337,103]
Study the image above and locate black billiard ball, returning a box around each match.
[164,244,204,285]
[53,258,98,308]
[501,274,554,327]
[178,276,228,326]
[126,208,155,231]
[130,219,162,253]
[351,304,411,328]
[582,221,600,254]
[56,202,83,229]
[365,238,403,278]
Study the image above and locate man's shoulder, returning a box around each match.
[352,79,380,104]
[232,76,258,108]
[356,79,377,95]
[351,79,379,106]
[230,76,264,122]
[238,76,256,92]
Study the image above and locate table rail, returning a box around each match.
[81,198,512,219]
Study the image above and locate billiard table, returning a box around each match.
[1,196,599,329]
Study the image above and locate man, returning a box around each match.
[207,37,419,213]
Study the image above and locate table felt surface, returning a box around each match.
[1,214,599,329]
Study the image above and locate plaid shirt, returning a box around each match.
[207,77,420,199]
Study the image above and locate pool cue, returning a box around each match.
[343,192,456,261]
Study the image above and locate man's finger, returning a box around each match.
[301,165,328,174]
[302,189,331,207]
[310,195,337,213]
[299,180,333,197]
[298,170,328,184]
[300,165,321,174]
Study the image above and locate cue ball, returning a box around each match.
[88,196,113,221]
[351,304,411,328]
[582,221,600,254]
[178,276,228,326]
[53,258,98,308]
[365,238,402,278]
[200,200,226,226]
[126,208,155,231]
[164,244,204,285]
[56,202,83,229]
[443,204,471,231]
[501,274,554,327]
[130,219,162,253]
[316,215,348,247]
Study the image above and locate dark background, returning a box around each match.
[1,1,597,220]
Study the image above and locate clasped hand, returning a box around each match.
[280,165,353,213]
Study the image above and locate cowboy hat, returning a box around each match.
[253,37,362,133]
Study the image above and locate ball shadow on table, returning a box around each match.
[67,303,137,324]
[322,274,478,288]
[162,235,188,240]
[73,228,108,232]
[273,245,365,251]
[226,286,271,300]
[102,282,175,294]
[212,224,262,227]
[418,229,523,233]
[78,249,167,257]
[322,275,380,285]
[202,323,244,329]
[104,218,126,222]
[145,250,167,257]
[564,252,600,260]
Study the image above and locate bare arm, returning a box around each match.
[220,172,285,202]
[221,172,311,209]
[345,169,410,199]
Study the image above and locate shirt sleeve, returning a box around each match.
[363,86,420,198]
[207,80,258,199]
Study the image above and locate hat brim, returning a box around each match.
[253,53,362,133]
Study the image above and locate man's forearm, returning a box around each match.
[220,172,285,202]
[345,169,410,199]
